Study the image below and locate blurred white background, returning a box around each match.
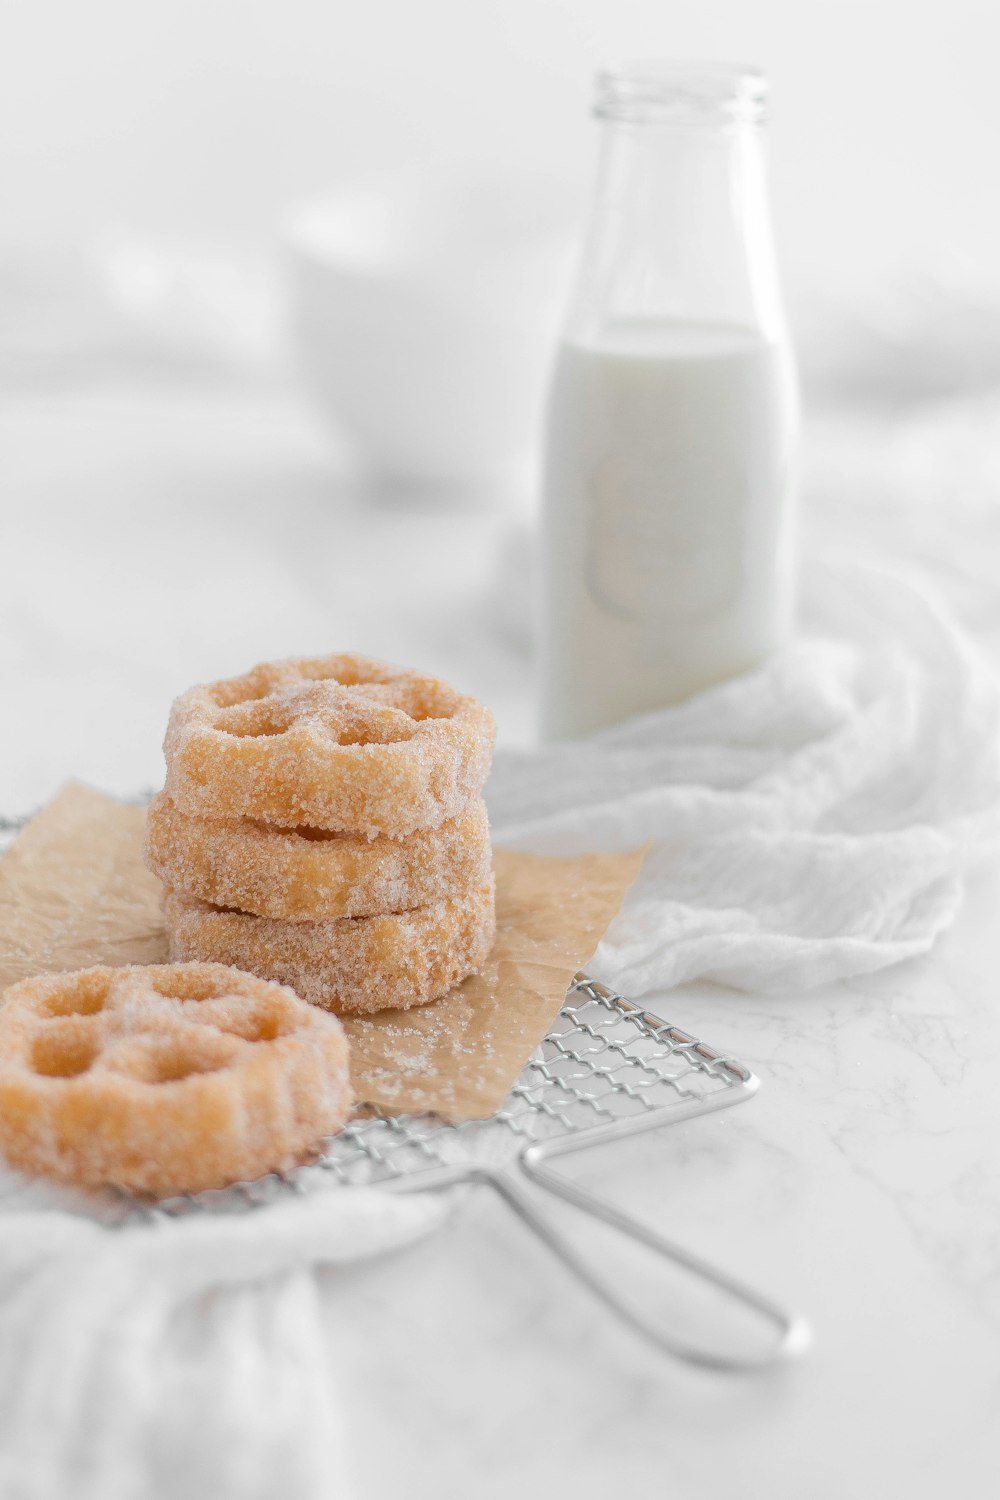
[1,0,998,806]
[1,0,997,294]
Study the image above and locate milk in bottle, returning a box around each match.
[540,65,799,738]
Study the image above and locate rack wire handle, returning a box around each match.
[469,1157,809,1372]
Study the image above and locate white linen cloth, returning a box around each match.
[0,1179,446,1500]
[488,556,1000,992]
[1,554,998,1500]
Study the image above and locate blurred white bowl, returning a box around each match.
[281,167,578,497]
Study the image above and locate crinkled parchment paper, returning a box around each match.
[0,784,644,1121]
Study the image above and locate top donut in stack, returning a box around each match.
[144,653,497,1015]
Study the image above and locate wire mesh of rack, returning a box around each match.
[158,975,756,1215]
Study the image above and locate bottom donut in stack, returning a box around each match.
[160,876,496,1014]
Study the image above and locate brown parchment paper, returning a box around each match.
[0,784,644,1122]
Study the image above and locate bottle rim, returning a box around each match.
[595,61,768,125]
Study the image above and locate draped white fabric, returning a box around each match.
[0,1185,446,1500]
[488,559,1000,993]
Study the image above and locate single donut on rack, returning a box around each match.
[0,963,353,1196]
[163,653,496,839]
[144,791,492,922]
[162,875,497,1016]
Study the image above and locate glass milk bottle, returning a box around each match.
[540,63,799,739]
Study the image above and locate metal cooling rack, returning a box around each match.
[1,811,807,1370]
[168,974,755,1207]
[159,975,807,1370]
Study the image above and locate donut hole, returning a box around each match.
[226,719,289,739]
[228,1000,298,1042]
[332,708,417,747]
[236,1004,296,1043]
[213,673,278,708]
[400,686,457,722]
[31,1030,100,1078]
[110,1032,240,1084]
[184,994,299,1042]
[149,972,221,1004]
[36,974,110,1018]
[214,700,291,739]
[146,1041,233,1083]
[336,723,388,746]
[304,661,377,688]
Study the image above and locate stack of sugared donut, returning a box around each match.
[144,654,497,1016]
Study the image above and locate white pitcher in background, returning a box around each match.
[540,62,799,739]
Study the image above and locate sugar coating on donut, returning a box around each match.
[163,876,497,1016]
[162,653,496,838]
[0,963,353,1196]
[144,792,492,922]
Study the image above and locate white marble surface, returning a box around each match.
[2,374,999,1496]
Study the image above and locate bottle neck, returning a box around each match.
[566,115,787,345]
